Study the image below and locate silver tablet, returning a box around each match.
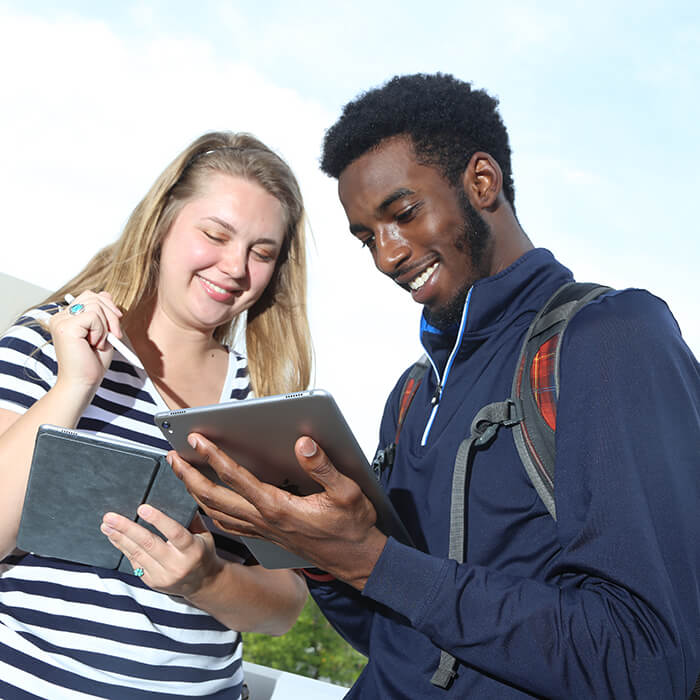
[154,390,412,569]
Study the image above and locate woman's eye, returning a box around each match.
[252,248,276,263]
[204,231,226,243]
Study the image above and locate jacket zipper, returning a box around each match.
[420,287,473,446]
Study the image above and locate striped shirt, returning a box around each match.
[0,305,251,699]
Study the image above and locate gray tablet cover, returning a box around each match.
[17,426,197,572]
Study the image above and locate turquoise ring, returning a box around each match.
[133,567,145,577]
[68,303,85,315]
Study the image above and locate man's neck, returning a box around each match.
[483,196,534,277]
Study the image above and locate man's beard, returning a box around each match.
[425,191,492,330]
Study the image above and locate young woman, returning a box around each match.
[0,131,312,698]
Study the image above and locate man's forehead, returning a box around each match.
[338,137,423,204]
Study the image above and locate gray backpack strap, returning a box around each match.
[431,648,460,688]
[430,401,522,688]
[431,282,611,690]
[510,282,611,519]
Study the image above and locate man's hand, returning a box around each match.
[169,433,388,590]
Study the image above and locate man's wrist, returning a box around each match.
[343,529,388,591]
[300,530,388,590]
[301,567,336,583]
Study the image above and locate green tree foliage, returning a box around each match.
[243,596,367,687]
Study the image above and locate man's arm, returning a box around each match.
[173,290,699,697]
[305,577,377,657]
[360,289,700,698]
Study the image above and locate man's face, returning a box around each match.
[338,137,492,325]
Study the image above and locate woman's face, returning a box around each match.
[156,172,286,333]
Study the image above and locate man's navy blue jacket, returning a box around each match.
[308,249,700,698]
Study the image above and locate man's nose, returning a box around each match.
[374,226,410,275]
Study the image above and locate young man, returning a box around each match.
[173,74,700,698]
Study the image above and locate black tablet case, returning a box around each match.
[17,426,197,573]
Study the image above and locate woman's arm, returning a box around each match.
[0,292,123,557]
[187,562,308,635]
[0,388,92,557]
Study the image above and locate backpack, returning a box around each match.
[373,281,700,697]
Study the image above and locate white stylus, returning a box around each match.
[64,294,145,370]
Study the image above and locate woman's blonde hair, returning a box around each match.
[42,131,312,396]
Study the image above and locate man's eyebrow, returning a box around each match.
[349,223,369,235]
[347,188,416,235]
[377,188,415,213]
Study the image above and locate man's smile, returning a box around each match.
[408,262,438,291]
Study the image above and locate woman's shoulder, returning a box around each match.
[0,305,60,410]
[223,346,251,401]
[224,346,249,369]
[1,303,62,348]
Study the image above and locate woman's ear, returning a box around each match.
[461,152,503,212]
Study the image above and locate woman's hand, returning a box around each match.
[100,507,224,598]
[49,290,123,392]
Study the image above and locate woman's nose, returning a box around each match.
[219,244,248,280]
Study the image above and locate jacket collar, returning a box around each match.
[420,248,573,359]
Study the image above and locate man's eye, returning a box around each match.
[361,235,375,249]
[396,203,421,223]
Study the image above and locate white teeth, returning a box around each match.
[200,277,229,294]
[409,263,438,291]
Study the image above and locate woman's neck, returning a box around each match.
[124,300,231,409]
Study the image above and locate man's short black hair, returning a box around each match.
[321,72,515,206]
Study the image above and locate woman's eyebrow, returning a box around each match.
[202,216,280,246]
[202,216,236,233]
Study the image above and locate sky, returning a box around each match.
[1,1,698,457]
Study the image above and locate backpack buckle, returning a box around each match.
[502,398,523,426]
[372,443,396,480]
[475,423,499,447]
[472,398,523,447]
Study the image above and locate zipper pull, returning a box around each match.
[431,383,442,406]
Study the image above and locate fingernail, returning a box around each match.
[187,435,199,449]
[101,524,115,535]
[166,453,173,466]
[299,437,317,457]
[138,504,152,518]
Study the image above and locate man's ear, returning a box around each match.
[461,152,503,212]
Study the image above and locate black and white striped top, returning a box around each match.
[0,305,251,699]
